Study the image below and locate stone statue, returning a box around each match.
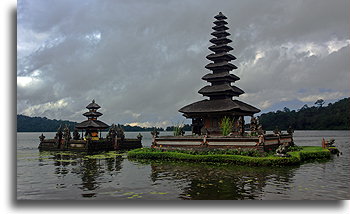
[39,133,45,142]
[237,116,244,136]
[255,117,265,135]
[250,116,257,136]
[60,124,71,149]
[287,126,294,135]
[54,125,63,148]
[327,138,335,147]
[107,124,117,140]
[230,117,239,135]
[55,125,63,140]
[151,127,159,138]
[73,129,80,140]
[275,143,290,157]
[116,124,125,140]
[273,126,281,135]
[181,128,185,136]
[200,126,208,136]
[257,124,264,135]
[63,124,71,141]
[137,133,143,140]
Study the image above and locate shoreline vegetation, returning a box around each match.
[259,97,349,130]
[17,114,164,132]
[17,98,349,132]
[127,146,334,166]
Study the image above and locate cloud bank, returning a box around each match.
[17,0,349,127]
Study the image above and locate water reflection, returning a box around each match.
[149,161,299,200]
[38,151,124,198]
[17,131,350,200]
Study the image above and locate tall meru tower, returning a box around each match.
[179,12,260,135]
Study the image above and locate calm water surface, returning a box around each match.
[17,131,350,200]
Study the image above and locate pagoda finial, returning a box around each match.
[214,12,227,20]
[86,99,101,110]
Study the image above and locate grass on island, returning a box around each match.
[127,146,331,166]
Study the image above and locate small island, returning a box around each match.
[152,12,293,151]
[127,12,339,165]
[38,100,143,152]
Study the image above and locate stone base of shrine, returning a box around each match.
[38,138,142,152]
[152,134,293,152]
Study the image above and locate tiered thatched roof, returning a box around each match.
[179,12,260,117]
[75,100,109,129]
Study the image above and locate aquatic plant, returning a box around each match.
[288,145,303,152]
[289,146,331,161]
[83,151,123,160]
[173,123,185,136]
[220,116,233,136]
[165,148,263,157]
[128,147,332,166]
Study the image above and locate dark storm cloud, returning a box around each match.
[17,0,349,126]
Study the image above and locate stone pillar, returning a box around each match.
[241,116,245,136]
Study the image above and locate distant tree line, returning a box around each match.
[165,124,192,132]
[259,98,349,130]
[17,115,77,132]
[120,125,164,132]
[17,98,349,132]
[17,115,164,132]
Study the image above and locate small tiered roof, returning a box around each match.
[75,100,109,129]
[86,100,101,109]
[179,12,260,117]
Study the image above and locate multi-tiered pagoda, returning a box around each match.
[75,99,109,140]
[179,12,260,135]
[39,99,143,151]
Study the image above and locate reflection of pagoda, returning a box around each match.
[75,100,109,140]
[179,12,260,135]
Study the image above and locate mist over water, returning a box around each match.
[17,130,349,200]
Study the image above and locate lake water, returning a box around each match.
[17,131,349,200]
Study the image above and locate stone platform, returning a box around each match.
[38,137,142,152]
[152,134,293,152]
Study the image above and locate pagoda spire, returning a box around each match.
[83,99,103,120]
[75,100,109,140]
[198,12,243,100]
[179,12,260,136]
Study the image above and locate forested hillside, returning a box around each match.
[259,98,349,130]
[17,98,349,132]
[17,115,77,132]
[17,114,164,132]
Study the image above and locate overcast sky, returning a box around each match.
[17,0,349,127]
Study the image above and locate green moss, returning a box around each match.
[127,147,331,166]
[53,159,77,163]
[159,148,263,157]
[149,192,168,195]
[288,146,331,162]
[83,151,123,160]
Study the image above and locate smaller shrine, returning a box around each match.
[38,100,142,152]
[75,99,109,140]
